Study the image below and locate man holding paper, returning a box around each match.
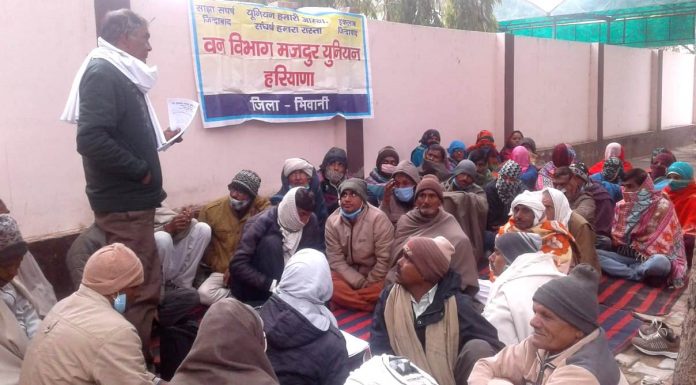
[60,8,180,359]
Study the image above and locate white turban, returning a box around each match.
[509,190,546,226]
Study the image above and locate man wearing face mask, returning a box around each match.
[318,147,350,215]
[380,160,422,225]
[366,146,400,205]
[20,243,166,385]
[197,170,269,305]
[326,179,394,312]
[389,175,479,296]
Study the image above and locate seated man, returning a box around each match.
[365,146,399,205]
[664,162,696,265]
[371,236,503,384]
[482,232,564,346]
[271,158,328,226]
[650,149,677,187]
[470,264,628,385]
[410,129,440,167]
[197,170,270,305]
[380,160,421,224]
[1,214,53,385]
[230,187,323,306]
[442,160,489,262]
[326,179,394,312]
[20,244,164,385]
[553,166,596,225]
[598,168,687,287]
[569,163,614,241]
[391,175,479,295]
[66,205,210,291]
[318,147,349,215]
[419,144,450,182]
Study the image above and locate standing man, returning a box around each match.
[61,9,178,355]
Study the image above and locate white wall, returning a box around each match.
[662,51,695,129]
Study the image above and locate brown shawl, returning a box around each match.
[170,298,279,385]
[390,208,479,294]
[441,188,488,263]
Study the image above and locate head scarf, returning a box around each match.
[495,232,542,264]
[170,298,278,385]
[552,143,576,168]
[604,142,624,160]
[476,130,496,148]
[666,162,694,191]
[496,160,524,205]
[276,248,337,331]
[509,190,546,226]
[282,158,313,179]
[277,187,305,262]
[419,129,440,145]
[447,140,466,157]
[602,157,623,183]
[543,187,572,227]
[510,146,530,173]
[650,151,677,180]
[520,137,536,153]
[504,130,523,149]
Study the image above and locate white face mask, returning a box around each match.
[229,196,250,210]
[381,164,397,175]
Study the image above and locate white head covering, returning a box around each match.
[604,142,622,160]
[543,187,572,227]
[277,187,306,262]
[282,158,314,179]
[509,190,546,226]
[276,248,337,331]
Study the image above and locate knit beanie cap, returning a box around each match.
[228,169,261,197]
[415,175,444,201]
[0,214,27,263]
[452,160,477,179]
[494,232,542,264]
[339,178,368,203]
[402,236,453,283]
[532,264,600,335]
[82,243,144,295]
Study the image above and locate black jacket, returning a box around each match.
[260,296,349,385]
[484,181,510,230]
[76,58,164,212]
[229,207,323,304]
[270,167,328,228]
[370,271,504,356]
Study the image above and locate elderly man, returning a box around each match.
[598,169,687,287]
[442,159,489,262]
[61,9,181,352]
[470,264,628,385]
[390,175,478,295]
[1,215,55,385]
[197,170,270,305]
[380,160,422,224]
[271,158,328,226]
[326,178,394,312]
[20,244,166,385]
[371,236,503,385]
[318,147,349,215]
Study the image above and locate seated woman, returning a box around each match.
[536,143,575,190]
[598,169,687,287]
[379,160,421,224]
[170,298,279,385]
[498,190,576,274]
[446,140,467,171]
[271,158,328,227]
[510,146,537,191]
[662,162,696,266]
[365,146,399,205]
[520,137,540,169]
[499,130,523,163]
[482,232,564,346]
[590,156,623,203]
[419,143,451,182]
[468,149,495,187]
[484,160,525,253]
[230,187,323,306]
[588,142,633,175]
[410,129,440,167]
[260,249,349,385]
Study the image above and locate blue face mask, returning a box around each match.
[394,186,414,202]
[113,292,127,314]
[340,206,364,221]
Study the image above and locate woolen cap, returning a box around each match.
[0,214,27,262]
[82,243,144,295]
[495,232,542,264]
[452,159,477,179]
[228,169,261,197]
[415,175,443,201]
[402,236,453,283]
[532,264,600,335]
[339,178,368,203]
[376,146,399,168]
